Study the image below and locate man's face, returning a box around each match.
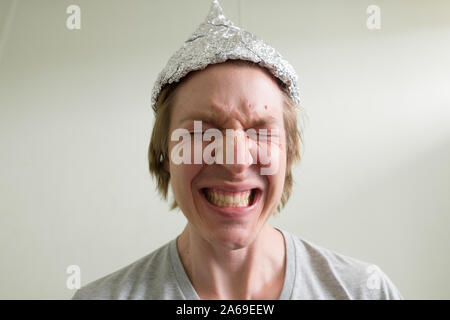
[167,63,287,250]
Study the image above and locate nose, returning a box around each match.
[220,129,254,175]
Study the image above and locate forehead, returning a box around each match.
[170,62,285,127]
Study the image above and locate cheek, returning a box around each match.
[170,163,201,192]
[169,163,204,215]
[268,153,286,188]
[267,137,287,192]
[167,142,193,192]
[252,131,286,177]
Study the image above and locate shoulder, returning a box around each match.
[284,230,403,300]
[71,240,176,300]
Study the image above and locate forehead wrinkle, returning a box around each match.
[178,102,280,129]
[242,102,281,127]
[216,103,280,129]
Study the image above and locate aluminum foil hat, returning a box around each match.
[150,0,300,112]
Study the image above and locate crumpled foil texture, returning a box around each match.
[150,0,300,111]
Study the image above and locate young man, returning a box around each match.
[72,0,403,300]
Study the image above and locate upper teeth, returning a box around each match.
[204,188,253,207]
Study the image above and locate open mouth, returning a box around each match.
[201,188,260,208]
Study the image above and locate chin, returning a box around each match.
[206,224,260,250]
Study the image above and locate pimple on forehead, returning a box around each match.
[244,99,254,111]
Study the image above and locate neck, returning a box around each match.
[176,224,286,300]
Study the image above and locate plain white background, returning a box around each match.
[0,0,449,299]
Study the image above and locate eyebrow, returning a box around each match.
[179,112,226,127]
[251,115,279,128]
[178,111,280,128]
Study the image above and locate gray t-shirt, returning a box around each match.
[72,228,403,300]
